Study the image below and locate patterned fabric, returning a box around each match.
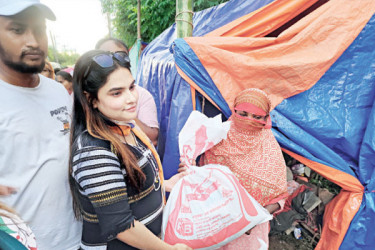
[72,147,128,207]
[203,88,287,206]
[72,131,164,249]
[219,222,269,250]
[0,209,37,250]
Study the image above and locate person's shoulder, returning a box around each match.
[40,75,68,93]
[40,75,72,104]
[136,85,153,97]
[39,74,62,88]
[75,130,111,150]
[136,85,156,107]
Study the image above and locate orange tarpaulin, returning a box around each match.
[282,148,364,250]
[319,191,364,250]
[183,0,375,110]
[206,0,319,38]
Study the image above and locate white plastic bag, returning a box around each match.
[178,111,231,165]
[162,164,272,249]
[162,111,272,249]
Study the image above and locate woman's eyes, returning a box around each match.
[11,27,25,34]
[110,85,134,96]
[238,111,248,117]
[253,115,262,119]
[237,110,265,120]
[111,91,121,96]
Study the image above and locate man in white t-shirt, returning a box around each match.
[96,37,160,146]
[0,1,81,249]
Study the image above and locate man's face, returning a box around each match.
[0,8,48,74]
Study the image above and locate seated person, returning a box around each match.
[200,88,288,250]
[96,37,159,146]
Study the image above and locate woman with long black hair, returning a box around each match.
[69,50,191,250]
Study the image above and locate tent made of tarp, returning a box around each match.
[136,0,375,249]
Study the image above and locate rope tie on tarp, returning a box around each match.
[175,10,194,29]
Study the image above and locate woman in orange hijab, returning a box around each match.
[201,88,288,249]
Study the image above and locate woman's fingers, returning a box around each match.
[179,158,196,167]
[178,166,188,173]
[0,185,17,196]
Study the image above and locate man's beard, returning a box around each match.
[3,58,45,74]
[0,44,45,74]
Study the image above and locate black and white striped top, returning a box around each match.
[72,131,164,250]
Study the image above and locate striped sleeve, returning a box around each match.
[72,146,128,207]
[72,146,135,240]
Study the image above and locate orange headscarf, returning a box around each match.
[202,88,287,206]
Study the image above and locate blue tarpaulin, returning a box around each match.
[136,0,375,248]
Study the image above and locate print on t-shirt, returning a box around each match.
[50,106,70,134]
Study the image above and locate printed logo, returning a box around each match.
[50,106,70,134]
[176,218,194,236]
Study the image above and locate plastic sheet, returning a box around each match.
[137,0,375,248]
[136,0,274,179]
[266,12,375,250]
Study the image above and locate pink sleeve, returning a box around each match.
[136,85,159,128]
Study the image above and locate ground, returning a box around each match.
[269,234,315,250]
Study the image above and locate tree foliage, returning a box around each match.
[47,47,80,68]
[100,0,229,47]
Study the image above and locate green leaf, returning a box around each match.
[100,0,229,43]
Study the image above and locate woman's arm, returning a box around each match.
[264,203,281,214]
[164,172,186,192]
[265,198,286,214]
[164,161,191,192]
[72,144,189,248]
[117,220,191,250]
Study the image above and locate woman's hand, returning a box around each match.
[264,203,280,214]
[179,157,196,168]
[164,162,190,192]
[0,185,17,196]
[171,243,193,250]
[164,172,188,192]
[178,162,189,173]
[117,220,193,250]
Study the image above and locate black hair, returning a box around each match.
[95,37,129,53]
[70,49,132,142]
[56,70,72,82]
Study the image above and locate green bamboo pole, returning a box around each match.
[137,0,141,39]
[176,0,193,38]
